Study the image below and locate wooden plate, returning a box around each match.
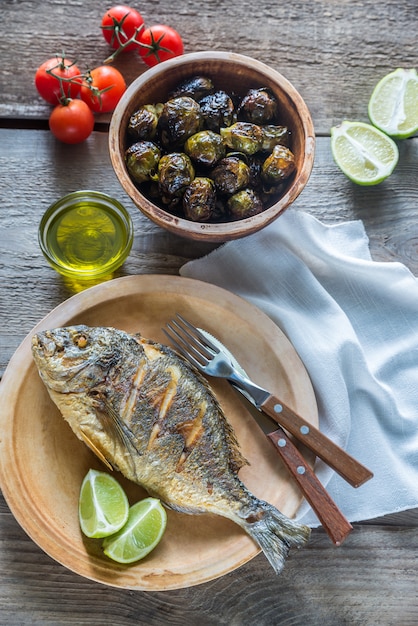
[0,275,318,590]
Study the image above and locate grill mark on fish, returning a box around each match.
[119,359,147,423]
[158,365,181,418]
[147,423,161,450]
[31,325,311,574]
[177,400,206,449]
[175,400,206,471]
[146,364,180,451]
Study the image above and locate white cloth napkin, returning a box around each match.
[180,208,418,527]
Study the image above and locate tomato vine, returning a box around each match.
[34,5,185,143]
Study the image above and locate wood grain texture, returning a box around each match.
[1,0,418,133]
[1,0,418,623]
[1,127,418,623]
[1,129,417,375]
[1,515,418,625]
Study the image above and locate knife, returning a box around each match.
[199,329,373,489]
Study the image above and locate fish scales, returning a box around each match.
[31,325,310,573]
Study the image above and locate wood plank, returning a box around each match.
[1,1,418,621]
[1,0,417,134]
[0,507,418,625]
[1,128,417,375]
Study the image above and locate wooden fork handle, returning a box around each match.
[260,395,373,488]
[267,427,353,546]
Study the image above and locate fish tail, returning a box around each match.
[244,503,311,574]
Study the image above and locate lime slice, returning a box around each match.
[331,120,399,185]
[103,498,167,564]
[79,469,129,539]
[368,68,418,139]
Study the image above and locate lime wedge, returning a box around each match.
[331,120,399,185]
[103,498,167,564]
[79,469,129,539]
[368,68,418,139]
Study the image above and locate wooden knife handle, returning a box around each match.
[267,428,353,546]
[261,395,373,488]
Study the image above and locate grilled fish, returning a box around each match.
[31,325,310,573]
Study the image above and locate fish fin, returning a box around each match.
[105,401,135,447]
[89,391,141,477]
[243,503,311,575]
[79,428,114,471]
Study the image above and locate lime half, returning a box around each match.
[368,68,418,139]
[79,469,129,539]
[331,120,399,185]
[103,498,167,564]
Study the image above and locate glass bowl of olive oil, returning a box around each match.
[39,191,134,280]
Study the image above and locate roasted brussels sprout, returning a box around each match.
[220,122,264,155]
[261,145,296,184]
[247,154,264,187]
[184,130,226,167]
[125,141,161,184]
[238,88,278,124]
[169,76,215,101]
[183,177,216,222]
[261,125,291,151]
[227,188,264,220]
[157,152,195,206]
[127,104,163,141]
[157,96,202,148]
[124,77,298,224]
[211,156,250,195]
[199,90,235,132]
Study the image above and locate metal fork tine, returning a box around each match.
[162,325,204,369]
[167,320,209,363]
[169,319,213,361]
[175,314,220,355]
[163,314,222,371]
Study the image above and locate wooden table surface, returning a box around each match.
[1,1,418,624]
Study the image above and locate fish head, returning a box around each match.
[31,325,118,393]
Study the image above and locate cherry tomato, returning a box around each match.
[35,57,82,105]
[80,66,126,113]
[49,99,95,144]
[101,5,144,51]
[138,25,184,67]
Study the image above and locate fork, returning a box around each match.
[164,314,373,488]
[163,314,354,545]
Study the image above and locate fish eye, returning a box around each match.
[74,334,88,349]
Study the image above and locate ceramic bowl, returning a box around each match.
[109,51,315,242]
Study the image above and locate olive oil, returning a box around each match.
[48,202,126,272]
[39,191,133,279]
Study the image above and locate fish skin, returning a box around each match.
[31,324,310,573]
